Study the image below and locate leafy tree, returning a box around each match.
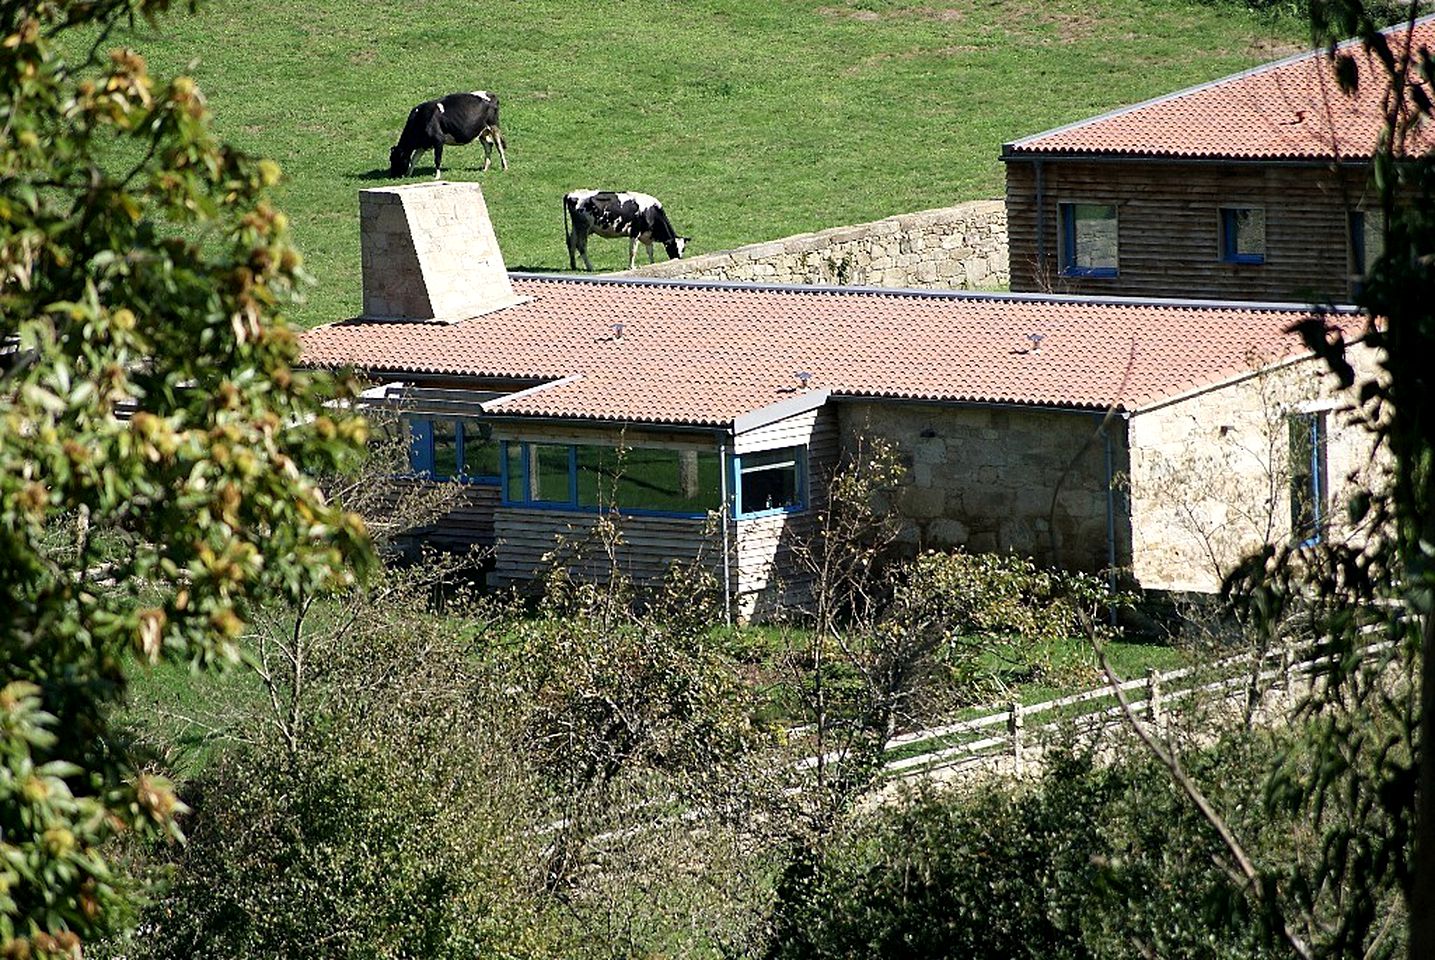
[0,0,373,952]
[1110,3,1433,956]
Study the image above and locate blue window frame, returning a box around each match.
[405,417,500,483]
[501,440,723,517]
[733,446,807,518]
[1220,207,1265,264]
[1289,411,1328,545]
[1059,202,1118,278]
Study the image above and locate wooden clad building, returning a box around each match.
[1002,16,1432,302]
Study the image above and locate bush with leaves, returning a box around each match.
[0,0,372,953]
[766,725,1342,960]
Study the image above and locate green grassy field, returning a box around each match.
[106,0,1303,327]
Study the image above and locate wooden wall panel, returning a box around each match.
[1006,160,1378,302]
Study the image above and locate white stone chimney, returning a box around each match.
[358,181,525,323]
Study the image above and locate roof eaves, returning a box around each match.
[480,374,583,412]
[512,271,1361,314]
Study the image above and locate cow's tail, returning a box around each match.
[561,195,573,269]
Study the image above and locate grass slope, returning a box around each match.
[113,0,1302,326]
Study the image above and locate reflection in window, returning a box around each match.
[1289,411,1328,544]
[531,444,572,503]
[1059,202,1118,277]
[504,441,721,515]
[737,447,805,516]
[1350,209,1385,296]
[405,417,499,483]
[1220,207,1266,264]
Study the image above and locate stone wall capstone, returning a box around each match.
[617,199,1009,290]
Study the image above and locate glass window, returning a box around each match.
[738,446,804,516]
[1059,203,1118,277]
[431,420,459,478]
[460,420,501,479]
[531,443,572,503]
[1350,209,1385,296]
[504,441,723,515]
[1220,207,1266,263]
[503,441,523,502]
[619,448,722,513]
[1289,412,1328,544]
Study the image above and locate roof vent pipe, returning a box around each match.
[795,371,813,389]
[1027,333,1045,354]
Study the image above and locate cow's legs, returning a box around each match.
[569,233,594,271]
[628,236,639,270]
[432,144,444,180]
[644,240,656,264]
[488,127,508,171]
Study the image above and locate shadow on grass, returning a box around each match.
[346,165,510,183]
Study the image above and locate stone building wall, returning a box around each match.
[838,400,1127,575]
[620,199,1009,290]
[1126,349,1383,594]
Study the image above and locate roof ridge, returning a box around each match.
[507,271,1360,315]
[1003,12,1434,155]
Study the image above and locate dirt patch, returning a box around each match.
[1247,36,1307,59]
[841,43,980,75]
[817,3,968,24]
[349,47,377,65]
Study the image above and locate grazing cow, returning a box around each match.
[388,91,508,179]
[563,190,689,271]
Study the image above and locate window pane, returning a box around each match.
[1223,208,1265,261]
[739,447,803,515]
[503,442,523,502]
[1289,413,1327,540]
[432,419,458,479]
[1361,209,1385,272]
[531,444,571,503]
[1069,203,1117,272]
[460,420,500,479]
[616,448,722,513]
[575,444,618,508]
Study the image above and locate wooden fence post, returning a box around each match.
[1145,667,1163,738]
[1009,700,1024,775]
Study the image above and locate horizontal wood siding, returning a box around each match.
[493,509,718,586]
[1006,160,1376,301]
[375,480,500,552]
[733,404,840,614]
[734,408,821,454]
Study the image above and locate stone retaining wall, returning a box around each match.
[618,199,1009,290]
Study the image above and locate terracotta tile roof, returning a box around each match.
[1005,16,1434,161]
[300,276,1364,428]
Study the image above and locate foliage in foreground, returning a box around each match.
[0,0,372,953]
[767,724,1403,960]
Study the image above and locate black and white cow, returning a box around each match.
[388,91,508,179]
[563,190,689,271]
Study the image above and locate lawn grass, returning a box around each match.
[95,0,1306,327]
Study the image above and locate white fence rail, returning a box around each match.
[859,639,1396,780]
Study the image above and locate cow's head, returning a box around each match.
[388,145,416,178]
[665,236,690,260]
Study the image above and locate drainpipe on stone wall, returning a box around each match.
[1034,158,1047,283]
[719,439,733,627]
